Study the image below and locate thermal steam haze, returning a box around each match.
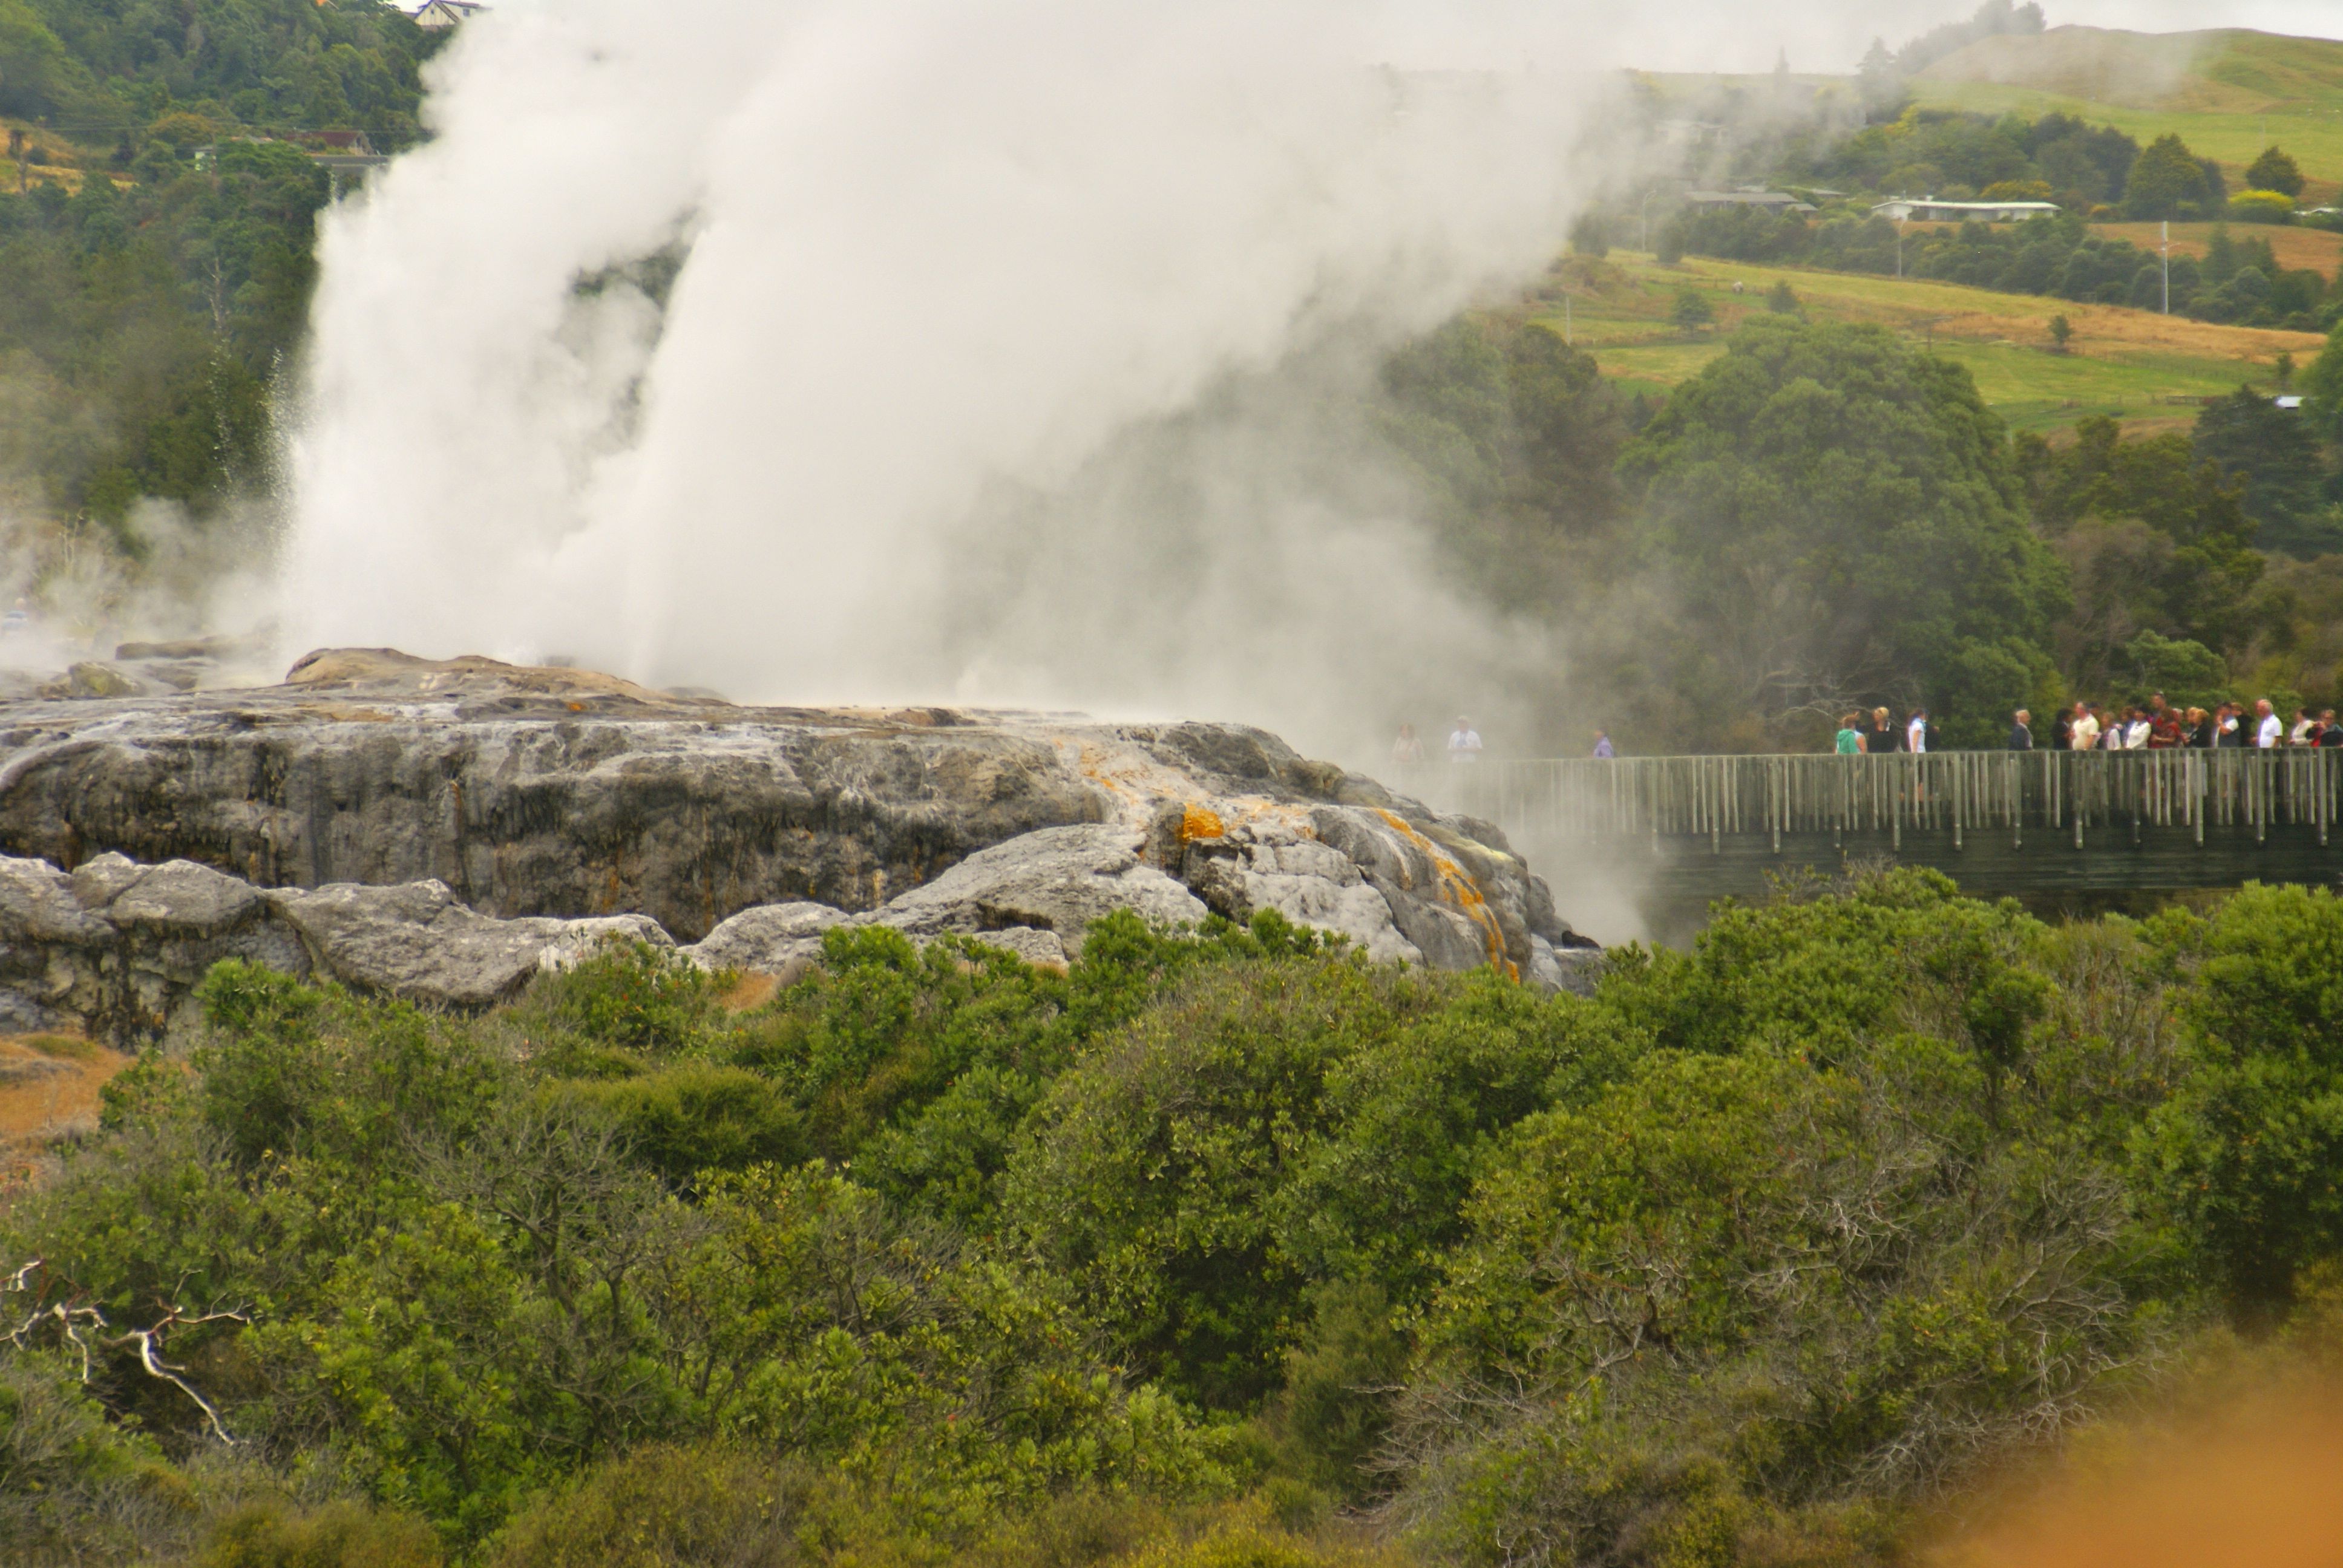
[278,0,2279,761]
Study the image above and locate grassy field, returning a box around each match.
[1529,252,2322,437]
[1911,27,2343,192]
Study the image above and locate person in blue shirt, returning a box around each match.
[2008,708,2033,750]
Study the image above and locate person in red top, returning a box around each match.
[2148,708,2183,747]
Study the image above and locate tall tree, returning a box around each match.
[2125,133,2210,220]
[1618,317,2064,743]
[2245,145,2305,198]
[2195,388,2339,557]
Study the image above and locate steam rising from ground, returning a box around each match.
[279,0,1628,756]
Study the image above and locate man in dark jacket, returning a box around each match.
[2008,709,2033,750]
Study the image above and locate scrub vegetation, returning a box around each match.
[13,877,2343,1566]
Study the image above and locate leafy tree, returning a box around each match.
[2138,886,2343,1310]
[2246,145,2307,198]
[2125,133,2209,219]
[2194,387,2340,557]
[1670,284,1714,333]
[2014,415,2260,673]
[2049,312,2072,351]
[1617,316,2064,742]
[1765,278,1798,314]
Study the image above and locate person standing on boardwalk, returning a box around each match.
[2256,699,2282,750]
[1592,730,1616,759]
[1866,707,1901,755]
[2008,709,2033,750]
[2068,701,2099,751]
[1391,724,1422,767]
[1447,716,1483,764]
[1906,708,1930,754]
[1837,715,1865,755]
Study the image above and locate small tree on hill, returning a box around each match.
[1673,286,1715,334]
[1766,280,1799,315]
[2048,314,2072,353]
[2275,351,2295,390]
[2246,145,2304,198]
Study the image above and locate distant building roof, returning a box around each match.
[411,0,485,28]
[1872,197,2060,223]
[1682,190,1817,214]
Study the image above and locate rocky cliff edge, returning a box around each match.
[0,648,1595,1044]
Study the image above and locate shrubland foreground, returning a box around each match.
[10,876,2343,1565]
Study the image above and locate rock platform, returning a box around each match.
[0,648,1596,1044]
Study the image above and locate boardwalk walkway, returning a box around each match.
[1412,751,2343,938]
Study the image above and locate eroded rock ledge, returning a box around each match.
[0,650,1596,1043]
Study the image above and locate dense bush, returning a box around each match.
[14,877,2343,1563]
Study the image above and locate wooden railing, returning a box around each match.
[1408,750,2343,851]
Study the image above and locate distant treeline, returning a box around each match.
[1662,205,2333,331]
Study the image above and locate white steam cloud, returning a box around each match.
[277,0,1879,754]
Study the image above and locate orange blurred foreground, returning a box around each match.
[1936,1380,2343,1568]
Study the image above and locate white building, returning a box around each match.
[1871,197,2061,224]
[411,0,485,28]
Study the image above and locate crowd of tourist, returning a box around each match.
[1392,696,2343,768]
[1996,694,2343,752]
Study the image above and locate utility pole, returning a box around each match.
[1641,189,1655,251]
[1562,289,1573,344]
[1896,217,1906,279]
[2161,220,2169,315]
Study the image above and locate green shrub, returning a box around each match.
[546,1064,807,1186]
[200,1500,442,1568]
[535,941,720,1056]
[485,1445,808,1568]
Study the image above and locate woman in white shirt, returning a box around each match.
[2125,710,2151,749]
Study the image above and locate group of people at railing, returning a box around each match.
[2025,696,2343,753]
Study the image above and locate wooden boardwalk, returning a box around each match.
[1409,751,2343,938]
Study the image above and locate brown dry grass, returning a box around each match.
[2092,222,2343,274]
[0,1033,129,1154]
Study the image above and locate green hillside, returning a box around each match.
[1913,26,2343,187]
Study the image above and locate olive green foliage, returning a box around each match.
[2137,885,2343,1310]
[1005,958,1628,1410]
[1619,317,2065,744]
[0,138,330,538]
[1,0,434,150]
[2014,414,2260,691]
[18,878,2343,1566]
[1397,872,2177,1563]
[201,1500,444,1568]
[2191,387,2341,558]
[1,1,433,547]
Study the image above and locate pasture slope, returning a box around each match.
[1913,25,2343,194]
[1527,251,2319,437]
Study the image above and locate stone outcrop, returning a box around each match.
[0,648,1597,1041]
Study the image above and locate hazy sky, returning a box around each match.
[1357,0,2343,76]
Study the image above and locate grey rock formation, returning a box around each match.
[0,649,1594,1039]
[870,824,1205,956]
[680,901,850,979]
[268,880,672,1010]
